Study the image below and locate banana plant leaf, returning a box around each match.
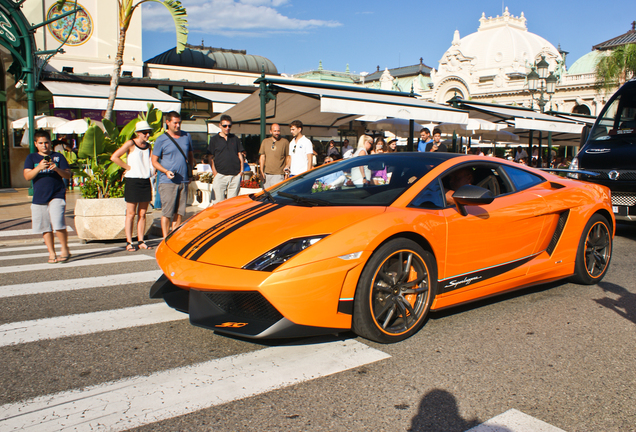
[78,125,105,159]
[102,118,119,139]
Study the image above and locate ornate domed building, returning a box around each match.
[363,8,615,117]
[428,8,613,115]
[431,9,563,104]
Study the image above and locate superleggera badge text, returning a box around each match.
[444,276,482,289]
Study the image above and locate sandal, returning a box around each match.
[48,258,58,264]
[58,254,71,263]
[138,240,152,250]
[126,242,136,252]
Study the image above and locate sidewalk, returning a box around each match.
[0,188,205,246]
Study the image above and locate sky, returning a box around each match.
[141,0,636,76]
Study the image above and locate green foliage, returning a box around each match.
[139,0,189,54]
[595,44,636,95]
[71,107,163,199]
[103,118,119,140]
[105,1,188,121]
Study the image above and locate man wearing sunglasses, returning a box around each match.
[258,123,289,188]
[207,115,244,204]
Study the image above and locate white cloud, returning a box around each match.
[142,0,340,36]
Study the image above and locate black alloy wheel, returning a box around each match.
[353,238,436,343]
[571,214,612,285]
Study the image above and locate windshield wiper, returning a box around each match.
[261,190,276,203]
[277,192,330,206]
[249,190,276,203]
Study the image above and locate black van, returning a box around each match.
[572,78,636,221]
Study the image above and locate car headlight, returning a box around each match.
[568,157,579,179]
[243,236,328,272]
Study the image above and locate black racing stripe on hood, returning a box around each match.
[178,203,268,257]
[188,204,284,261]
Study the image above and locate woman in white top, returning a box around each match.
[350,135,373,186]
[110,121,155,251]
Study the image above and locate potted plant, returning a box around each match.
[65,105,163,240]
[239,174,262,196]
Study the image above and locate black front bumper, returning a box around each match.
[150,275,343,339]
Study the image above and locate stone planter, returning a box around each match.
[74,198,153,241]
[195,181,214,208]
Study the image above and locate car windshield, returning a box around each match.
[589,83,636,141]
[258,154,451,207]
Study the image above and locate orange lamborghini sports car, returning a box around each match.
[151,153,614,343]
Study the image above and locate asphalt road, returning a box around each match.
[0,224,635,432]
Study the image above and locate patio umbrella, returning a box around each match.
[54,119,105,135]
[367,118,426,134]
[475,129,519,142]
[11,115,69,130]
[437,118,502,136]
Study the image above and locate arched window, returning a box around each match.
[443,88,465,102]
[572,104,591,115]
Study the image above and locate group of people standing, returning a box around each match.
[417,127,447,152]
[258,120,314,187]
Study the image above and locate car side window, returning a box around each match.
[501,165,544,191]
[409,178,445,209]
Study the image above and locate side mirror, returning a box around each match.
[453,185,494,216]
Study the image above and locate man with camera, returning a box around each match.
[23,130,72,264]
[152,111,195,238]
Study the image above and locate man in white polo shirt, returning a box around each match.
[284,120,313,177]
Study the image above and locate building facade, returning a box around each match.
[365,8,617,117]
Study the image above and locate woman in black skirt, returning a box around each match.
[110,121,154,251]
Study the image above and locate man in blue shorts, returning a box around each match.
[151,111,194,237]
[23,130,72,263]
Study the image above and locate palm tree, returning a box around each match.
[104,0,188,121]
[594,44,636,94]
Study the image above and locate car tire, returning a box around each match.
[352,238,437,343]
[570,214,612,285]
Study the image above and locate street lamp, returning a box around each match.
[525,56,557,113]
[525,56,559,169]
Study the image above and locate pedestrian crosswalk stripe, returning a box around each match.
[0,226,74,237]
[0,246,128,262]
[0,303,185,347]
[0,242,87,253]
[0,338,391,431]
[0,270,163,299]
[0,255,154,274]
[467,408,566,432]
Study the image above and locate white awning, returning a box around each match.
[185,89,251,113]
[457,101,587,136]
[42,81,181,113]
[213,79,468,135]
[276,83,469,124]
[514,118,584,134]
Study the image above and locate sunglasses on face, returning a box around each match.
[221,124,232,129]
